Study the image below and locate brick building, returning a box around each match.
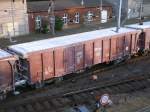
[0,0,29,38]
[27,0,113,32]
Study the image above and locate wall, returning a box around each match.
[28,6,112,32]
[0,0,29,38]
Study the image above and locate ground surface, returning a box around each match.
[107,90,150,112]
[0,55,150,112]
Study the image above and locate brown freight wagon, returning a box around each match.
[8,27,141,87]
[126,21,150,52]
[0,49,17,99]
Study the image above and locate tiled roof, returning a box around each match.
[27,0,111,12]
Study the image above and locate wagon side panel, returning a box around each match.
[84,41,93,67]
[93,39,102,64]
[42,51,55,80]
[131,33,137,54]
[0,61,12,90]
[102,39,110,62]
[110,37,117,61]
[124,34,132,56]
[75,44,84,71]
[116,36,125,58]
[54,48,65,77]
[28,53,43,84]
[64,46,75,74]
[145,29,150,50]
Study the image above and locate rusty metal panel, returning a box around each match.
[75,44,84,71]
[42,51,54,80]
[116,36,125,58]
[64,46,75,74]
[102,39,110,62]
[0,61,12,88]
[124,34,132,55]
[144,29,150,50]
[0,50,17,92]
[131,33,137,54]
[84,41,93,67]
[28,53,43,84]
[54,48,65,77]
[93,39,102,64]
[110,37,117,61]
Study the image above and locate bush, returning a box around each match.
[55,16,63,31]
[41,19,49,34]
[42,24,49,34]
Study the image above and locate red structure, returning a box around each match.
[0,21,150,98]
[0,49,17,98]
[27,0,113,32]
[8,27,141,85]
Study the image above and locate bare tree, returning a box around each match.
[48,0,55,35]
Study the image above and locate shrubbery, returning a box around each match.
[55,16,63,31]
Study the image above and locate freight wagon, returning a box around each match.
[0,21,150,99]
[126,21,150,52]
[8,27,141,88]
[0,49,17,99]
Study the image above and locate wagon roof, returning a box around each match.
[126,21,150,29]
[0,49,13,59]
[8,27,139,57]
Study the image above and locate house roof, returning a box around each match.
[27,0,111,13]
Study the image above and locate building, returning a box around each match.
[0,0,29,38]
[27,0,113,33]
[105,0,150,19]
[128,0,150,18]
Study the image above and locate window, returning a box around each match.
[62,13,68,25]
[35,16,42,30]
[0,24,3,34]
[87,11,93,22]
[75,12,80,23]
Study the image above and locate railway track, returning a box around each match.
[1,73,150,112]
[135,106,150,112]
[0,54,150,112]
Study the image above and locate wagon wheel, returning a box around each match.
[35,81,44,89]
[143,50,149,56]
[0,93,7,100]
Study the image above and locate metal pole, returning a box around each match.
[139,0,144,25]
[100,0,103,11]
[116,0,122,32]
[81,0,84,6]
[11,0,15,37]
[10,0,17,42]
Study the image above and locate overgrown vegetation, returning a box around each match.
[55,16,63,31]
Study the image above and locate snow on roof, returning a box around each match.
[8,27,139,57]
[0,49,12,59]
[126,21,150,29]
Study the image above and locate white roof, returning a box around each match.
[126,21,150,29]
[0,49,12,59]
[8,27,139,57]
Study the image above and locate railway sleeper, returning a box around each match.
[15,106,25,112]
